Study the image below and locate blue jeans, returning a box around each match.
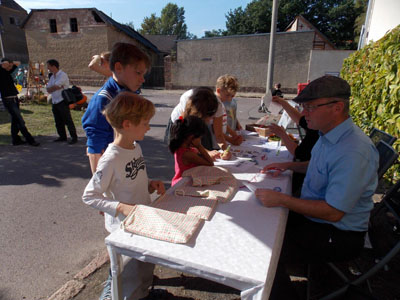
[2,96,35,144]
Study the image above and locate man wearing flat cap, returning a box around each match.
[256,75,379,299]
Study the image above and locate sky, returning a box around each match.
[16,0,254,37]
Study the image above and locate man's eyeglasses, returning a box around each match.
[301,101,339,112]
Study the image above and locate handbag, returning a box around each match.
[62,85,83,104]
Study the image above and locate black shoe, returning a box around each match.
[53,137,67,142]
[68,138,78,145]
[12,140,27,146]
[29,141,40,147]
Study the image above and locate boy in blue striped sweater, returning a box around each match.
[82,42,150,173]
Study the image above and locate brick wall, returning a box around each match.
[0,7,29,62]
[24,9,159,86]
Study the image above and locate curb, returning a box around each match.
[48,249,109,300]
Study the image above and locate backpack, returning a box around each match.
[62,85,83,104]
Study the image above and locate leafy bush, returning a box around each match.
[341,25,400,180]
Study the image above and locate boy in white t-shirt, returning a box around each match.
[82,91,165,300]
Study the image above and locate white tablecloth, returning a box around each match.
[105,134,292,300]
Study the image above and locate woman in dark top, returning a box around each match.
[267,96,319,196]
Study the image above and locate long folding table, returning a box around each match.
[105,133,293,299]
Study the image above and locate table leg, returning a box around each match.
[107,245,121,300]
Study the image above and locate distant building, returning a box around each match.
[285,15,336,50]
[22,8,161,86]
[359,0,400,49]
[0,0,29,62]
[144,34,177,56]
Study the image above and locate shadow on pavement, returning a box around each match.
[0,135,175,188]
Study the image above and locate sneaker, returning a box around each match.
[53,137,67,142]
[12,140,27,146]
[99,273,112,300]
[29,141,40,147]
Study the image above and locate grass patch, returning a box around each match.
[0,102,85,145]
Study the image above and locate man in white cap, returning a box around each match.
[256,75,379,299]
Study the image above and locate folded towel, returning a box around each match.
[152,193,217,220]
[121,205,202,244]
[182,166,233,186]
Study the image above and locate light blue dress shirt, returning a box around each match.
[301,118,379,231]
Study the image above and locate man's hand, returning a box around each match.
[267,123,286,139]
[255,189,285,207]
[261,162,291,176]
[149,180,165,195]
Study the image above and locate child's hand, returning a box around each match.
[221,150,232,160]
[149,180,165,195]
[190,137,202,148]
[116,203,136,217]
[208,150,221,161]
[231,135,244,145]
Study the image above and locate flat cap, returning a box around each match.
[293,75,350,103]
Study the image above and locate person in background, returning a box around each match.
[267,96,319,195]
[169,115,214,186]
[88,51,112,78]
[0,58,39,146]
[82,91,165,300]
[82,43,149,174]
[272,82,283,97]
[217,74,244,146]
[46,59,78,145]
[256,76,379,300]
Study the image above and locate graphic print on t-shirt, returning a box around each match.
[93,170,103,184]
[125,156,145,180]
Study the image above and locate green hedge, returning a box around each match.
[341,25,400,180]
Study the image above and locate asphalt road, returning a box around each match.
[0,89,265,300]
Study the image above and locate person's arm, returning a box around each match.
[272,96,301,124]
[267,123,297,156]
[207,150,221,161]
[236,120,242,131]
[82,159,123,217]
[88,55,112,77]
[148,180,165,195]
[212,115,228,150]
[225,125,243,145]
[46,72,68,93]
[182,140,214,166]
[255,189,345,222]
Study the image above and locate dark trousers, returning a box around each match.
[269,212,366,300]
[52,100,77,140]
[2,96,35,144]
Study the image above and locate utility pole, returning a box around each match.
[259,0,279,113]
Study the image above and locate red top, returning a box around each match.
[171,147,199,186]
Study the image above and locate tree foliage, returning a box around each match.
[224,0,367,49]
[341,25,400,179]
[139,3,194,39]
[140,13,160,35]
[204,29,228,38]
